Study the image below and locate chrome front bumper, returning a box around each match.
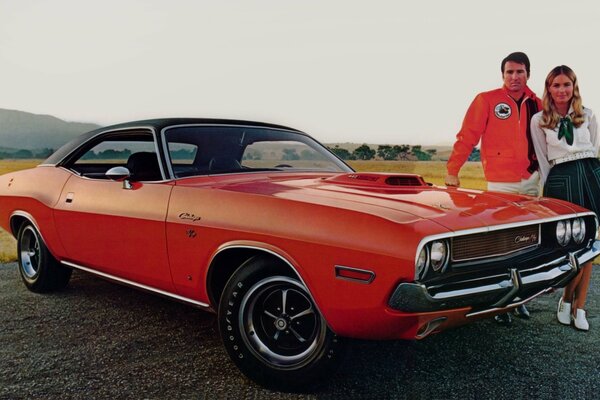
[388,240,600,314]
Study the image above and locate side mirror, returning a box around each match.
[106,166,133,189]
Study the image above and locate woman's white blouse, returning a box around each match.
[530,107,599,186]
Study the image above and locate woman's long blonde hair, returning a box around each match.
[540,65,585,129]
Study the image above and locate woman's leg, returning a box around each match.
[572,261,593,310]
[562,269,581,304]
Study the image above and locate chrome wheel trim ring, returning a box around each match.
[239,276,326,370]
[20,226,41,279]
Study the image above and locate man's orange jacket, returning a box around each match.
[447,86,542,182]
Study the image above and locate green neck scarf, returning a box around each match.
[558,117,574,146]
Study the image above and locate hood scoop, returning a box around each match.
[324,173,428,188]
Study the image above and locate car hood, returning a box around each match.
[178,172,582,232]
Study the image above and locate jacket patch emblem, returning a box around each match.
[494,103,512,119]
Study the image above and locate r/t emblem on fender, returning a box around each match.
[186,229,197,238]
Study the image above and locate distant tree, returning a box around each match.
[97,149,132,160]
[468,148,481,161]
[376,145,399,160]
[397,144,411,160]
[328,146,355,160]
[34,148,54,158]
[243,149,262,160]
[81,151,98,160]
[377,145,391,159]
[426,149,437,156]
[14,149,34,159]
[282,148,300,160]
[378,144,407,160]
[353,144,375,160]
[170,148,196,160]
[410,145,432,161]
[300,149,320,160]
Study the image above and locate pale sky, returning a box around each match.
[1,0,599,145]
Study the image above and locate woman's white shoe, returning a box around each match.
[556,298,572,325]
[573,309,589,331]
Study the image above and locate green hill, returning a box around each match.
[0,108,100,150]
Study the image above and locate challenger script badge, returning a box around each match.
[514,234,538,244]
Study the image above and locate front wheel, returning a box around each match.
[218,256,345,391]
[17,223,72,293]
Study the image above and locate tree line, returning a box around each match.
[0,148,55,159]
[0,145,481,162]
[327,144,480,162]
[327,144,434,161]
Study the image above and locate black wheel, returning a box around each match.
[17,223,72,293]
[218,256,345,391]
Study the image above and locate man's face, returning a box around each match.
[502,61,528,94]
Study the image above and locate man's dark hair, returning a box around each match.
[501,52,530,77]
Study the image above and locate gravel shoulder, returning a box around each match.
[1,262,599,399]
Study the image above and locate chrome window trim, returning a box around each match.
[56,166,173,184]
[56,125,168,181]
[414,212,597,267]
[160,123,351,179]
[61,261,210,309]
[171,170,337,183]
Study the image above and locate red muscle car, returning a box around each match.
[1,118,598,390]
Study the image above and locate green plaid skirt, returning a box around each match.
[543,157,600,216]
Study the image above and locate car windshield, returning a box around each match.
[163,125,353,178]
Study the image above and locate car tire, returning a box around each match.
[218,256,345,391]
[17,223,72,293]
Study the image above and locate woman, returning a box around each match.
[531,65,599,331]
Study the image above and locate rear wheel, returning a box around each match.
[218,256,345,391]
[17,223,71,292]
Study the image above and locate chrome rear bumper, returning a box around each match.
[388,240,600,314]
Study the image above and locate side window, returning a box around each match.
[168,142,199,178]
[67,133,161,180]
[242,141,335,170]
[168,143,198,165]
[75,141,156,165]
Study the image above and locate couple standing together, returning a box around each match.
[445,52,599,331]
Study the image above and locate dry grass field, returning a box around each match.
[0,159,485,263]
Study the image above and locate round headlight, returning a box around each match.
[572,218,586,244]
[416,247,428,279]
[430,241,448,272]
[556,220,571,246]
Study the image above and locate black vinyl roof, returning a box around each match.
[43,118,302,165]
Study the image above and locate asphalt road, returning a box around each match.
[1,262,599,400]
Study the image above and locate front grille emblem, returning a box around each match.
[514,233,538,244]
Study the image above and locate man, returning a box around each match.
[445,52,542,324]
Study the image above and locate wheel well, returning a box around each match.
[207,248,296,309]
[9,215,29,238]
